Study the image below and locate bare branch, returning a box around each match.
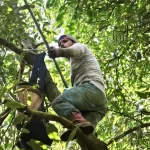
[107,122,150,145]
[17,4,35,11]
[0,37,36,65]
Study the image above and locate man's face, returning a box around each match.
[59,38,74,48]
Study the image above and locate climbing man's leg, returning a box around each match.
[52,83,107,141]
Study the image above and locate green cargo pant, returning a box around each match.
[52,82,107,128]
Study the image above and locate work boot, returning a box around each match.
[61,112,94,141]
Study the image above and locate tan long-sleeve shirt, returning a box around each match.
[59,43,105,94]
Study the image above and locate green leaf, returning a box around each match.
[56,21,63,28]
[136,91,150,99]
[27,139,47,150]
[113,117,120,126]
[66,127,78,145]
[0,145,4,150]
[20,128,30,134]
[0,80,18,98]
[129,122,134,128]
[7,7,12,12]
[45,122,60,141]
[56,11,66,21]
[5,100,25,109]
[46,0,55,8]
[0,86,7,99]
[13,114,25,125]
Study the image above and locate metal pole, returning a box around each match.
[23,0,68,88]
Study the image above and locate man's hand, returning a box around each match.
[48,46,59,58]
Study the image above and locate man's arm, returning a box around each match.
[48,43,87,58]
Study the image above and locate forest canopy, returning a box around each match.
[0,0,150,150]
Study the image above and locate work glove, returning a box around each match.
[48,46,59,58]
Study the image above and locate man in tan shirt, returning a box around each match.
[48,35,107,141]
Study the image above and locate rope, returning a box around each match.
[23,0,68,88]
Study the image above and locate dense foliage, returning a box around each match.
[0,0,150,149]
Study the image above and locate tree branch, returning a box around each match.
[107,122,150,145]
[25,107,108,150]
[17,4,35,11]
[0,37,35,65]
